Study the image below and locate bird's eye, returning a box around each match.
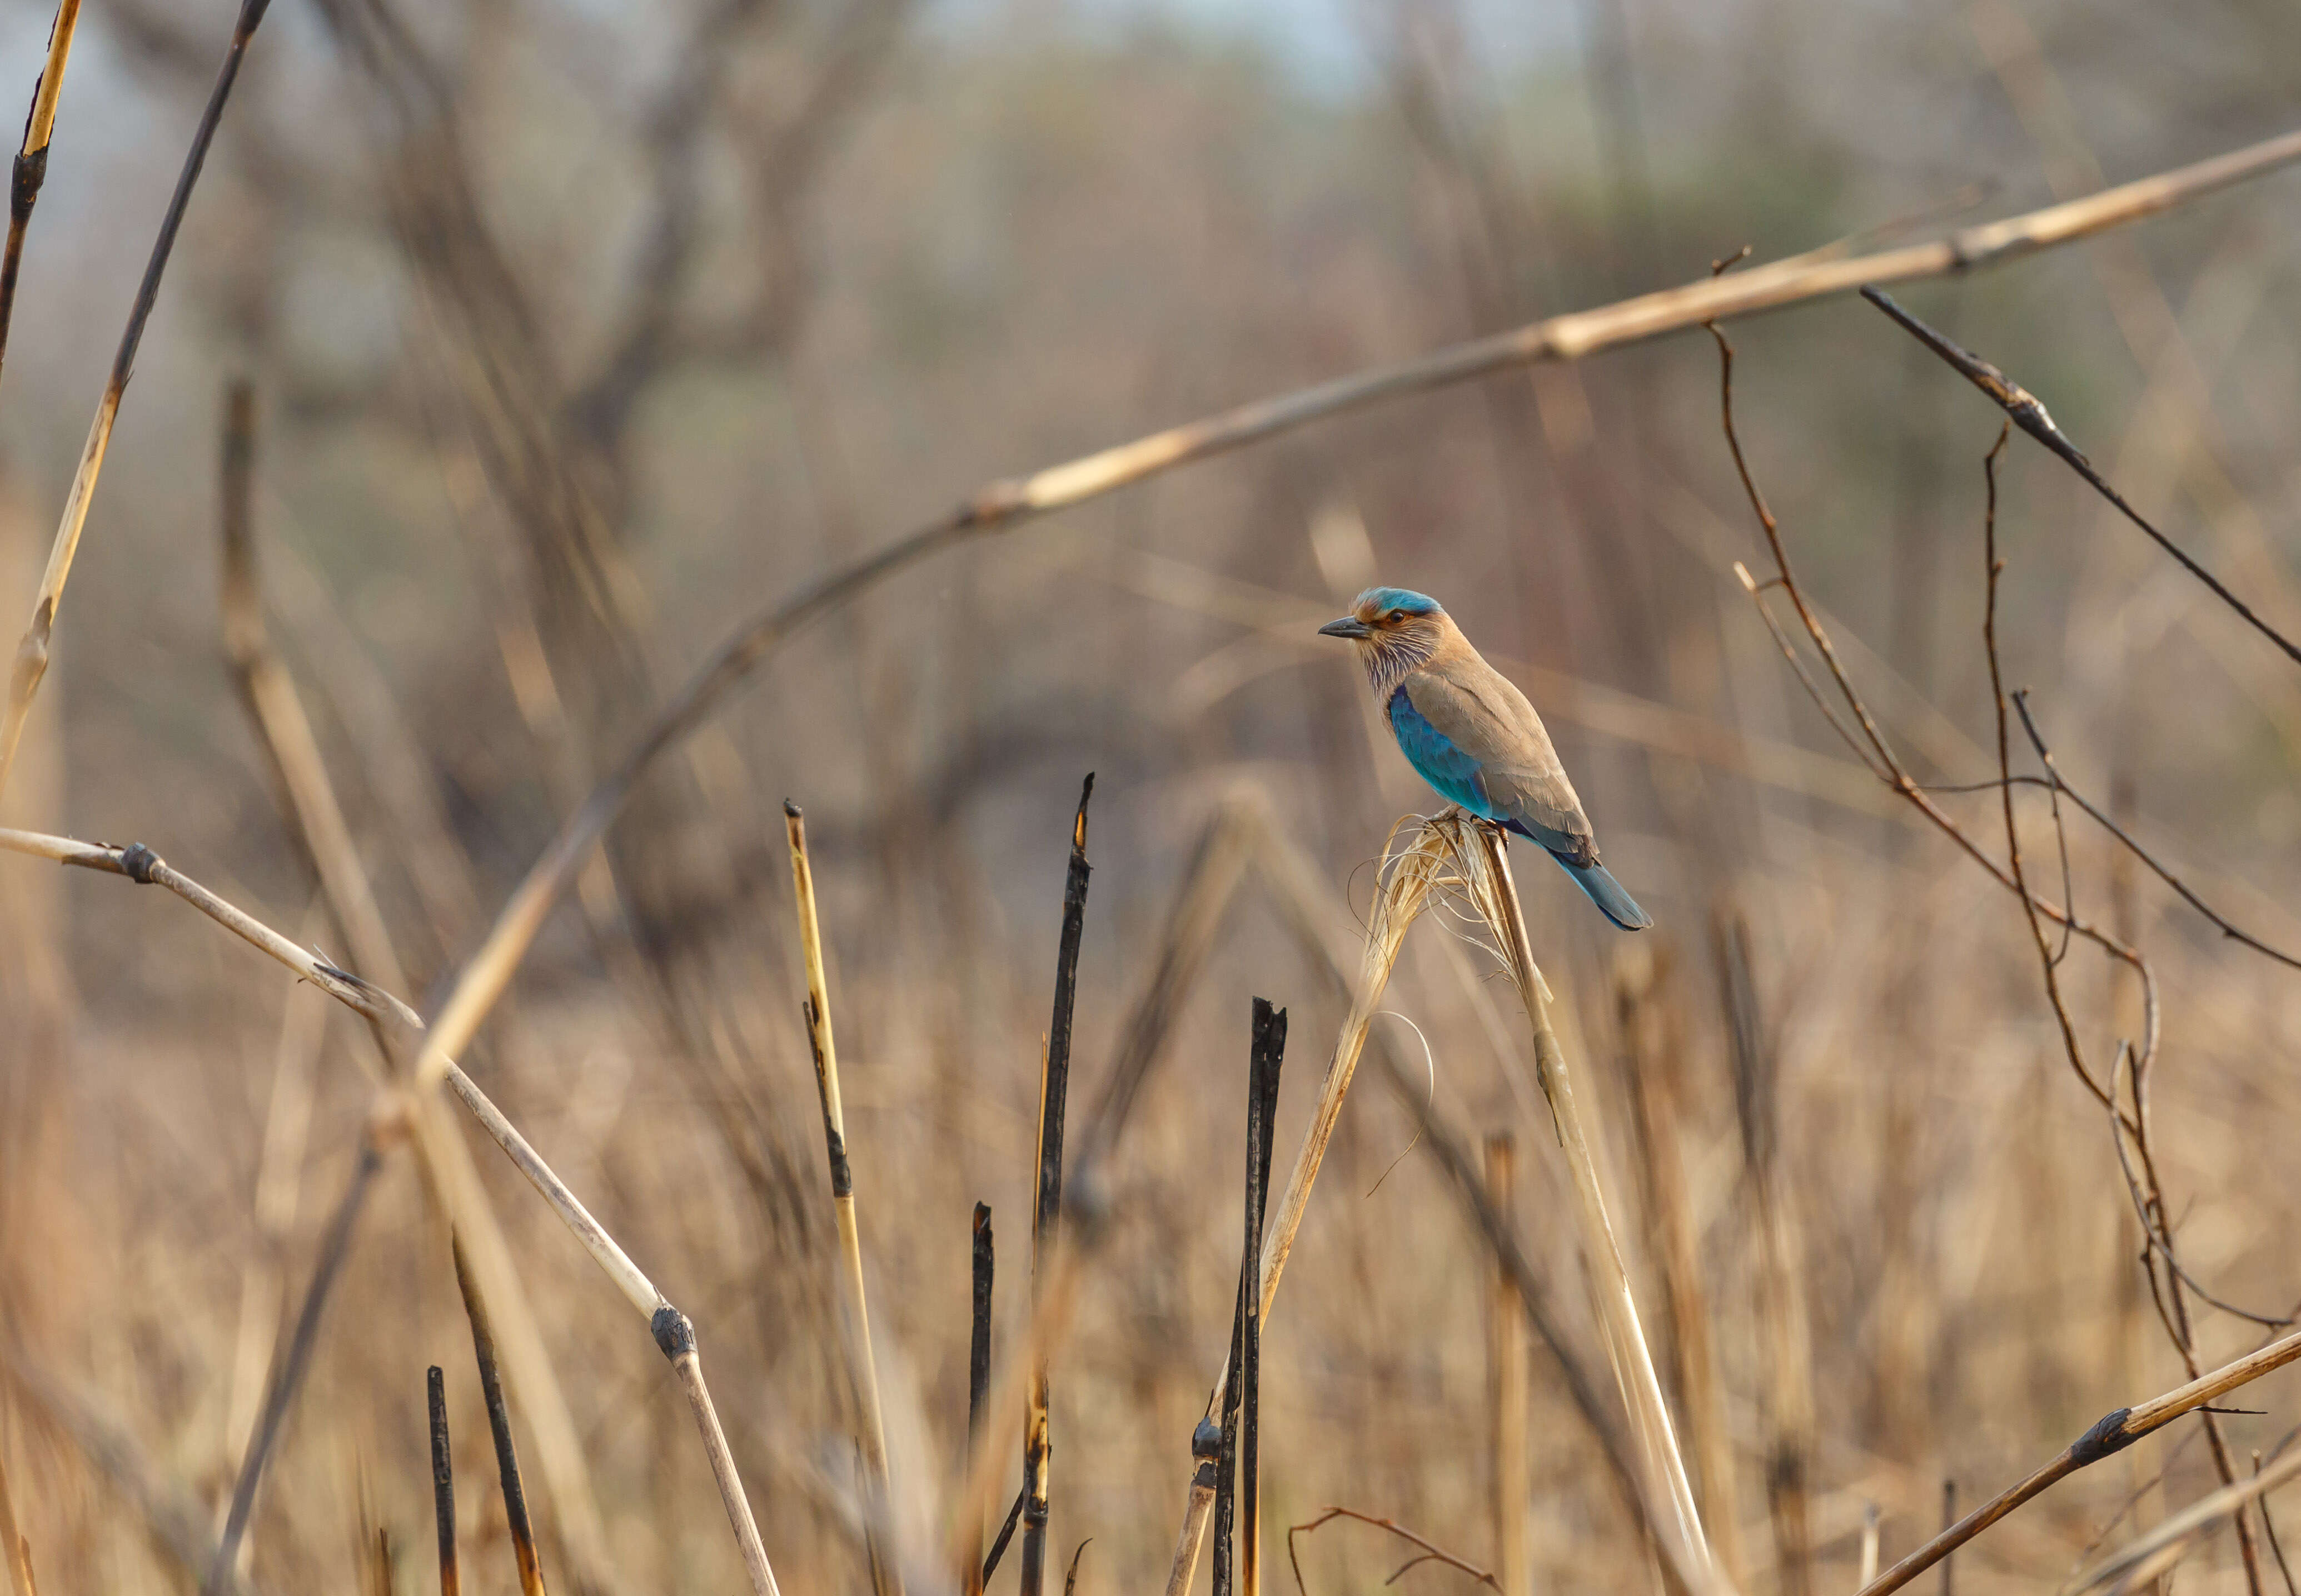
[1385,609,1404,622]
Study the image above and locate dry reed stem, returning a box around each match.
[1023,777,1094,1596]
[1484,1135,1529,1596]
[0,0,273,804]
[658,1308,782,1596]
[221,940,322,1474]
[1717,915,1815,1596]
[0,0,82,390]
[210,386,610,1573]
[1164,1422,1224,1596]
[945,1218,1095,1580]
[399,123,2301,1170]
[450,1241,549,1596]
[965,1204,994,1596]
[1617,947,1747,1587]
[1162,802,1655,1582]
[218,381,406,999]
[1452,819,1722,1596]
[1021,1035,1054,1596]
[783,801,900,1596]
[209,1135,386,1592]
[0,827,765,1591]
[427,1366,459,1596]
[0,1350,270,1596]
[2073,1441,2301,1594]
[1854,1324,2301,1595]
[0,1451,32,1596]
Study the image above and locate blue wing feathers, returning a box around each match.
[1386,686,1494,817]
[1388,685,1653,931]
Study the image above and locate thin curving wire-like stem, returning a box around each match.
[0,826,779,1593]
[404,122,2301,1151]
[0,0,274,806]
[1864,285,2301,668]
[783,800,902,1596]
[0,0,82,392]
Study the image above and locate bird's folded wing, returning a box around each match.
[1403,667,1597,861]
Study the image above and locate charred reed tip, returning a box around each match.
[783,799,802,819]
[651,1305,696,1361]
[1193,1416,1223,1460]
[118,841,159,882]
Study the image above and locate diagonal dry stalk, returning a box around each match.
[396,123,2301,1175]
[450,1241,549,1596]
[1439,817,1722,1596]
[1,1347,271,1596]
[1861,285,2301,668]
[783,801,901,1596]
[2072,1437,2301,1595]
[208,387,612,1583]
[0,0,273,805]
[218,380,405,999]
[0,0,81,390]
[0,826,776,1593]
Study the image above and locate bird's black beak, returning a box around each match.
[1318,616,1372,640]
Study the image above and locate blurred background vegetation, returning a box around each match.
[3,0,2301,1591]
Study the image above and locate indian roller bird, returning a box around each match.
[1320,587,1653,930]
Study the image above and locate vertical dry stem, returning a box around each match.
[965,1204,994,1596]
[1486,1134,1530,1596]
[428,1366,459,1596]
[784,801,900,1596]
[1618,948,1746,1585]
[1461,820,1721,1596]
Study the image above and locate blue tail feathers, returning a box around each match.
[1547,852,1655,931]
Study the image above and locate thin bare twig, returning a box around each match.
[1863,285,2301,668]
[1286,1507,1502,1595]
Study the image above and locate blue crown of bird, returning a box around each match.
[1319,587,1653,931]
